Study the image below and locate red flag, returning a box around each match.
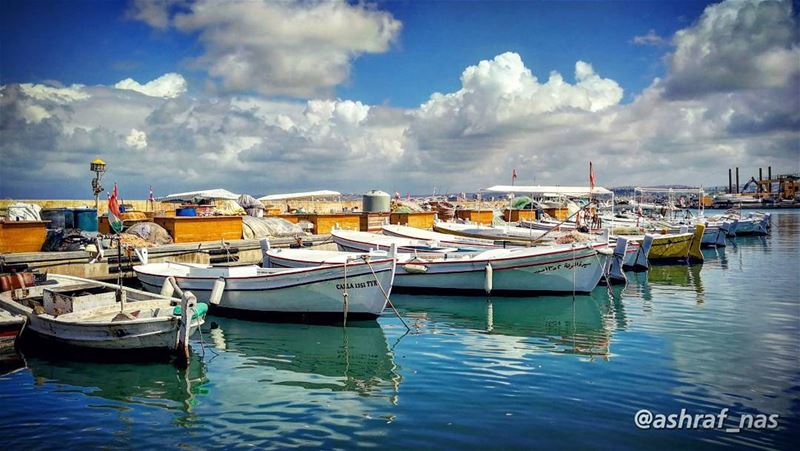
[107,183,122,233]
[589,162,596,190]
[512,169,518,185]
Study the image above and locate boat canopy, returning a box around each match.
[259,190,341,201]
[483,185,613,195]
[159,188,240,202]
[635,187,704,194]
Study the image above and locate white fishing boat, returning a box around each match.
[720,212,769,236]
[134,242,396,321]
[266,242,613,296]
[0,273,205,358]
[432,221,553,244]
[381,224,508,250]
[331,229,462,254]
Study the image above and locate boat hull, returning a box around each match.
[269,245,610,295]
[136,261,394,319]
[23,315,200,352]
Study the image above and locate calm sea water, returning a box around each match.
[1,211,798,450]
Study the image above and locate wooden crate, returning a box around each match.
[455,209,494,225]
[390,212,436,229]
[277,214,301,224]
[153,216,242,243]
[503,209,537,222]
[0,220,49,253]
[302,214,360,234]
[544,207,569,221]
[360,213,390,232]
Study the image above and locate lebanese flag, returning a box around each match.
[589,162,596,190]
[108,183,123,233]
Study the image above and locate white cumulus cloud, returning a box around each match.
[125,128,148,150]
[663,0,800,98]
[114,73,188,98]
[128,0,401,97]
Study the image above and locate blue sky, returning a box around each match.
[2,0,712,106]
[0,0,797,198]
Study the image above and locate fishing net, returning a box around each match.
[242,216,305,239]
[214,200,246,216]
[511,196,533,210]
[125,222,174,245]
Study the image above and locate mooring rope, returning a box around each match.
[571,244,577,304]
[361,256,411,331]
[342,257,349,327]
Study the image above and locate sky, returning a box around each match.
[1,0,798,199]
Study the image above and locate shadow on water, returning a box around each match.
[22,352,209,413]
[205,318,402,401]
[392,291,618,359]
[625,262,704,304]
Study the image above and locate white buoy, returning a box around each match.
[209,277,226,305]
[484,263,493,294]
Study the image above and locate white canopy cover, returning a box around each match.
[258,190,341,201]
[159,188,241,202]
[483,185,613,195]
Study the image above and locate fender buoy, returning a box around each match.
[484,263,493,294]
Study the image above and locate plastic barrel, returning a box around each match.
[41,208,74,229]
[73,208,99,231]
[176,207,197,217]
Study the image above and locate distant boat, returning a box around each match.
[134,251,396,322]
[0,273,206,358]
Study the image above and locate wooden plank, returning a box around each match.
[0,221,49,253]
[503,209,536,222]
[360,213,390,232]
[390,212,436,229]
[455,210,493,225]
[153,216,242,243]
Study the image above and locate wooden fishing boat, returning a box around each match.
[0,273,206,359]
[0,308,24,351]
[381,224,505,250]
[134,248,396,322]
[433,221,551,244]
[331,229,462,254]
[382,223,641,277]
[266,242,612,296]
[618,224,705,264]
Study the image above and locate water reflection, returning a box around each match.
[24,353,208,413]
[393,293,615,359]
[626,263,704,304]
[207,319,401,402]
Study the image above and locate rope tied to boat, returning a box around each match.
[361,255,411,332]
[342,257,349,327]
[571,244,577,304]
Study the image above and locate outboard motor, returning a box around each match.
[607,238,628,284]
[635,235,654,271]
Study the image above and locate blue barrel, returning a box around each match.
[176,207,196,217]
[40,208,74,229]
[73,208,99,231]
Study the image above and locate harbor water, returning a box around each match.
[1,211,798,449]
